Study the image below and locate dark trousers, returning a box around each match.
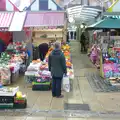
[52,76,62,97]
[81,43,86,52]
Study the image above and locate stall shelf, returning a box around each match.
[32,28,63,45]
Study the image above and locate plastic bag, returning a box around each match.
[62,76,70,92]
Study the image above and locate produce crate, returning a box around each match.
[14,100,27,109]
[0,96,14,103]
[32,82,51,91]
[0,103,13,109]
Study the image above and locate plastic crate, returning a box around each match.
[14,100,27,109]
[0,103,13,109]
[32,82,50,91]
[0,96,14,103]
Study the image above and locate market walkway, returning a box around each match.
[66,41,120,112]
[1,41,120,120]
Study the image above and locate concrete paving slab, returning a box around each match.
[32,92,52,109]
[47,117,65,120]
[26,117,46,120]
[0,116,5,120]
[87,118,103,120]
[87,118,120,120]
[67,118,86,120]
[78,78,104,111]
[50,97,64,110]
[5,116,26,120]
[95,93,120,112]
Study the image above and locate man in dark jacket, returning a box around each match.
[48,42,67,98]
[39,43,49,61]
[80,32,86,53]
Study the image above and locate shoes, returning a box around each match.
[52,95,56,97]
[56,95,64,98]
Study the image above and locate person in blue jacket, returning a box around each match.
[26,49,31,66]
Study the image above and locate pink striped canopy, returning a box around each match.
[0,12,14,29]
[24,12,65,27]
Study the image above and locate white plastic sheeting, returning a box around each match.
[9,12,27,31]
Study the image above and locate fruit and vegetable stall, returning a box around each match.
[25,43,74,91]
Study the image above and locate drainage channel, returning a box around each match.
[1,109,120,118]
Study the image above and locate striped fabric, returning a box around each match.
[0,28,8,31]
[24,12,64,27]
[0,12,14,28]
[3,0,63,11]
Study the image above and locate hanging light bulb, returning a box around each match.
[69,17,74,23]
[81,24,84,28]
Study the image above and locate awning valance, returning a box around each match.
[0,12,14,30]
[24,12,65,27]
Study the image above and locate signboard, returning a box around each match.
[8,0,36,11]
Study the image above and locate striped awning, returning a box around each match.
[0,12,14,30]
[24,12,65,27]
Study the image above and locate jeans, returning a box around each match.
[52,76,62,97]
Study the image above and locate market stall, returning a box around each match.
[25,43,74,91]
[23,11,66,45]
[100,35,120,86]
[0,11,33,85]
[87,16,120,86]
[0,41,28,85]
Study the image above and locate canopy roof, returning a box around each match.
[87,17,120,29]
[67,5,102,23]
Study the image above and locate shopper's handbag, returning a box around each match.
[62,76,70,92]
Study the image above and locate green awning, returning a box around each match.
[87,17,120,30]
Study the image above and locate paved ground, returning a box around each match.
[1,41,120,120]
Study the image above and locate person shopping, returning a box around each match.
[48,42,67,98]
[80,32,87,53]
[39,43,49,61]
[90,44,98,64]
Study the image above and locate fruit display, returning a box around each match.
[0,52,26,85]
[62,44,70,51]
[66,61,72,68]
[0,41,28,85]
[7,42,26,53]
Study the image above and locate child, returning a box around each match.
[90,44,98,64]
